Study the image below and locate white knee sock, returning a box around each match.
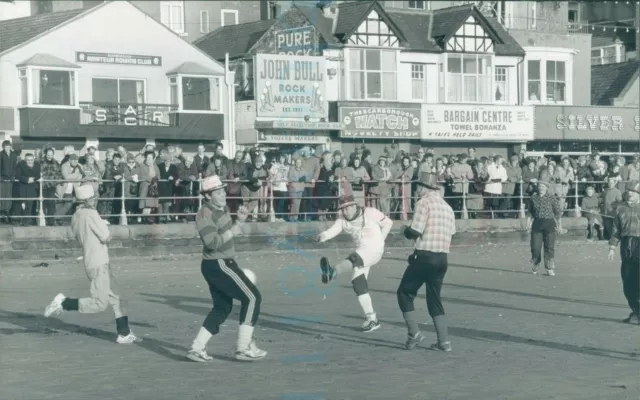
[236,324,254,351]
[357,293,376,319]
[192,327,212,351]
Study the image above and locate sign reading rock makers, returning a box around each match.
[255,54,327,119]
[424,105,534,141]
[339,105,421,139]
[274,26,318,56]
[76,52,162,67]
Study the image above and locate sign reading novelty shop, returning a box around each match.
[424,105,534,141]
[255,54,327,119]
[76,52,162,67]
[274,26,319,56]
[339,104,421,139]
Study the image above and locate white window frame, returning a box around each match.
[346,48,398,101]
[494,66,508,103]
[408,0,429,10]
[17,66,79,109]
[545,60,566,103]
[445,53,493,104]
[221,9,238,27]
[410,63,426,100]
[160,1,185,35]
[200,10,209,34]
[591,45,622,65]
[90,77,148,104]
[523,47,575,105]
[168,75,223,114]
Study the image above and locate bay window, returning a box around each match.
[349,48,397,100]
[19,67,78,107]
[527,60,541,101]
[172,76,221,112]
[446,53,492,103]
[526,58,569,104]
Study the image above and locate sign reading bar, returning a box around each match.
[255,54,327,119]
[339,104,421,139]
[258,131,330,144]
[76,52,162,67]
[274,26,319,56]
[254,120,342,130]
[424,105,534,141]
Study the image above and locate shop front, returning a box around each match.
[421,104,534,158]
[530,105,640,161]
[337,102,422,159]
[0,1,230,155]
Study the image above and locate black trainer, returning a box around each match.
[320,257,335,284]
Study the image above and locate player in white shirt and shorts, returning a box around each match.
[316,195,393,332]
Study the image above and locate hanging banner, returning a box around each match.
[423,104,534,141]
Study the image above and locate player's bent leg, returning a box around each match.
[352,273,380,332]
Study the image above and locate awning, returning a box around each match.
[255,120,343,130]
[17,53,80,68]
[166,61,221,76]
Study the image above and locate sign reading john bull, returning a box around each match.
[255,54,327,119]
[274,26,319,56]
[339,104,421,139]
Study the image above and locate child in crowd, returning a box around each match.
[581,185,603,241]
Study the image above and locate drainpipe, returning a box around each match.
[225,52,235,157]
[516,56,525,105]
[426,11,435,45]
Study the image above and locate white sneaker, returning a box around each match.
[116,332,142,344]
[546,269,556,276]
[44,293,65,317]
[235,341,267,361]
[187,348,214,363]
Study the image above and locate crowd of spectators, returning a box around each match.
[0,139,639,226]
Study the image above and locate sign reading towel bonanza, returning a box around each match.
[76,52,162,67]
[339,104,421,139]
[255,54,327,119]
[424,105,534,141]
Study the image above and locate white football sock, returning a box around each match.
[236,324,254,351]
[357,294,375,319]
[192,327,212,351]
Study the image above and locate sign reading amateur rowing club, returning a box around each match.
[274,26,319,56]
[76,52,162,67]
[339,104,421,139]
[424,104,534,141]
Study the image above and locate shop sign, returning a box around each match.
[258,131,329,144]
[255,54,327,119]
[534,106,640,140]
[423,105,534,141]
[254,120,342,130]
[339,104,421,139]
[76,52,162,67]
[79,103,173,126]
[274,26,318,56]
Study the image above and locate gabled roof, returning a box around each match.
[0,8,90,54]
[17,53,80,68]
[166,61,220,76]
[335,0,407,46]
[591,61,640,105]
[193,19,277,61]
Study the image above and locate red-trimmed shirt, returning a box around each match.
[410,191,456,253]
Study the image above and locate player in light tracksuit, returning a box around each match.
[316,194,393,332]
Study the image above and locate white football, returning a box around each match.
[241,268,257,284]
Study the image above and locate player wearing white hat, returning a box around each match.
[316,194,393,332]
[44,184,141,344]
[187,175,267,362]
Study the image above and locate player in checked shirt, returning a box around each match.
[397,172,456,352]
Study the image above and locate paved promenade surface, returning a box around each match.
[1,241,639,400]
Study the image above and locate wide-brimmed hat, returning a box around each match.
[337,195,357,209]
[415,172,438,190]
[74,185,97,202]
[625,179,640,194]
[200,175,226,194]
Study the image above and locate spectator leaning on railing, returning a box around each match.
[40,147,63,226]
[287,157,307,222]
[226,150,247,218]
[0,140,19,223]
[15,153,41,226]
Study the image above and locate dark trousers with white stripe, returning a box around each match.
[200,258,261,335]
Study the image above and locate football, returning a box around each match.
[241,268,257,284]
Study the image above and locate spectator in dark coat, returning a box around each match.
[158,154,179,223]
[226,150,248,217]
[15,153,41,226]
[40,147,63,225]
[0,140,19,222]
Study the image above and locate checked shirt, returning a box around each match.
[410,191,456,254]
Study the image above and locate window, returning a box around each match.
[591,46,618,65]
[349,49,397,100]
[527,60,541,101]
[32,69,75,106]
[221,9,238,26]
[494,66,508,103]
[446,54,492,103]
[267,0,279,19]
[411,64,426,100]
[19,69,28,106]
[446,15,494,52]
[545,60,565,102]
[34,0,53,15]
[92,78,145,104]
[243,60,254,98]
[169,77,178,106]
[200,10,209,34]
[348,10,399,47]
[160,1,185,34]
[181,77,220,111]
[408,1,428,10]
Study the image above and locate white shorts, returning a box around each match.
[350,248,384,280]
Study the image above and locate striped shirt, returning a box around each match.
[409,191,456,253]
[196,202,235,260]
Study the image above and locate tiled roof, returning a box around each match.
[166,61,220,76]
[193,19,277,61]
[332,0,376,39]
[0,8,87,54]
[591,61,639,105]
[386,11,440,52]
[17,53,80,68]
[591,22,636,49]
[294,4,340,45]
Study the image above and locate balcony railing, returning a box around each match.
[500,15,593,34]
[79,102,179,127]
